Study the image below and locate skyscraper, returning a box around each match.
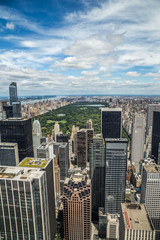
[105,138,128,214]
[0,166,51,239]
[101,108,122,139]
[119,203,155,240]
[141,165,160,238]
[77,129,94,168]
[59,142,69,194]
[32,119,42,158]
[131,114,145,172]
[90,136,105,213]
[146,104,160,135]
[152,111,160,162]
[0,118,34,161]
[0,142,19,166]
[9,82,18,105]
[18,157,57,239]
[63,172,91,240]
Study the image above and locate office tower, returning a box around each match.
[37,142,50,158]
[54,122,60,142]
[158,143,160,165]
[105,139,128,214]
[56,133,69,143]
[98,207,107,238]
[18,157,56,239]
[131,114,145,172]
[119,203,155,240]
[0,118,34,161]
[70,125,79,154]
[146,104,160,135]
[3,105,13,118]
[77,129,94,168]
[152,111,160,162]
[59,142,69,194]
[101,108,122,139]
[54,156,61,201]
[0,166,51,239]
[63,172,91,240]
[106,214,119,240]
[141,165,160,238]
[0,102,6,120]
[12,102,22,118]
[86,119,92,129]
[0,142,19,166]
[9,82,18,105]
[32,119,42,158]
[90,136,105,213]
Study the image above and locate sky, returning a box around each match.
[0,0,160,96]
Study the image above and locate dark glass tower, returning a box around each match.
[152,111,160,163]
[0,118,34,161]
[101,108,122,139]
[90,136,105,215]
[9,82,18,105]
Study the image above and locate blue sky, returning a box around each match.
[0,0,160,96]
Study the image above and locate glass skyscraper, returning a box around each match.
[9,82,18,105]
[101,108,122,139]
[105,138,128,214]
[152,111,160,163]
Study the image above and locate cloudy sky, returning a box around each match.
[0,0,160,96]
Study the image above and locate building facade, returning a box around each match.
[0,118,34,161]
[152,111,160,162]
[9,82,18,105]
[90,136,105,213]
[0,167,51,240]
[101,108,122,139]
[146,104,160,135]
[105,139,128,214]
[119,203,155,240]
[63,173,91,240]
[0,142,19,166]
[32,119,42,158]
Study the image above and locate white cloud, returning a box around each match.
[6,22,15,30]
[126,71,141,77]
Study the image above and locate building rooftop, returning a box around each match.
[144,165,160,173]
[0,166,44,181]
[121,203,154,230]
[18,157,50,168]
[101,107,122,112]
[105,138,128,143]
[0,142,17,147]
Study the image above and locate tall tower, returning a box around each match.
[77,129,93,168]
[90,136,105,213]
[141,165,160,238]
[32,119,42,158]
[152,111,160,162]
[0,118,34,161]
[59,142,69,194]
[18,157,57,239]
[0,142,19,166]
[63,172,91,240]
[105,138,128,214]
[131,114,145,172]
[101,108,122,139]
[9,82,18,105]
[0,166,51,239]
[146,104,160,135]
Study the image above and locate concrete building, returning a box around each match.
[131,114,145,172]
[120,203,155,240]
[0,166,51,239]
[77,129,94,168]
[59,142,69,194]
[63,172,91,240]
[56,133,69,143]
[32,119,42,158]
[90,136,105,213]
[141,165,160,238]
[86,119,93,129]
[106,214,119,240]
[18,157,56,239]
[0,142,19,166]
[105,139,128,214]
[101,108,122,139]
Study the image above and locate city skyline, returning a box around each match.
[0,0,160,96]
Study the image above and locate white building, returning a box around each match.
[131,114,145,172]
[106,214,119,240]
[32,119,42,158]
